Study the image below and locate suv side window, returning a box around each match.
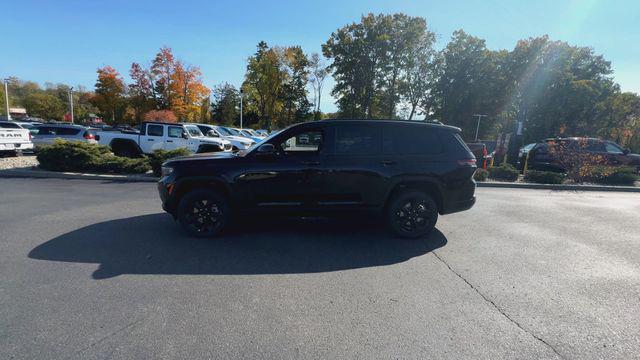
[280,129,323,154]
[56,127,81,136]
[334,125,381,155]
[605,142,624,154]
[147,124,164,137]
[168,126,183,138]
[34,126,54,135]
[383,125,443,155]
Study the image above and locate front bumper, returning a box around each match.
[157,179,178,217]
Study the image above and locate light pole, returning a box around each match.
[3,78,11,121]
[239,88,243,129]
[68,87,74,124]
[473,114,487,142]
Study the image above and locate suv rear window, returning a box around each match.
[383,125,443,155]
[147,124,164,137]
[55,127,81,136]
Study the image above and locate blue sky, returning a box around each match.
[2,0,638,112]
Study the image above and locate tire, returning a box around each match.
[177,189,231,238]
[112,143,140,158]
[386,190,438,238]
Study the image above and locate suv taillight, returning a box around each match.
[28,133,32,141]
[457,159,477,166]
[84,131,95,140]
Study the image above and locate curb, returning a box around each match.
[477,181,640,193]
[0,168,158,183]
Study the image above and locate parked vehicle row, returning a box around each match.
[158,119,478,238]
[518,137,640,173]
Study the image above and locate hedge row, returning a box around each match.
[36,140,191,175]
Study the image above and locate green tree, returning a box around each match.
[211,82,240,125]
[23,93,65,120]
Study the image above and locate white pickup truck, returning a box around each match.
[0,121,34,155]
[96,122,232,157]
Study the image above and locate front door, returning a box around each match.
[236,126,326,210]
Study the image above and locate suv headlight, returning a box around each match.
[161,166,174,177]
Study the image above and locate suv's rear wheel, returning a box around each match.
[177,189,230,237]
[387,190,438,238]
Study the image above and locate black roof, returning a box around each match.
[308,119,461,132]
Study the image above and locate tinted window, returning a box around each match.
[147,124,164,137]
[0,122,21,129]
[168,126,183,138]
[34,126,55,135]
[605,142,624,154]
[280,129,323,153]
[55,127,81,136]
[335,125,381,155]
[383,125,443,155]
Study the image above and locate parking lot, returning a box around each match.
[1,178,639,359]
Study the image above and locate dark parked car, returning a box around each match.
[158,120,477,238]
[526,137,640,173]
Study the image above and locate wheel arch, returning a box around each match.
[173,176,232,207]
[384,179,444,214]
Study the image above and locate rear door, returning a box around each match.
[140,124,165,153]
[317,123,386,207]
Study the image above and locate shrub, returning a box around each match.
[488,163,519,182]
[583,166,639,186]
[148,148,192,176]
[474,168,489,182]
[524,170,566,184]
[36,140,150,174]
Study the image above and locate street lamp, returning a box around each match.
[239,87,243,129]
[473,114,488,142]
[3,78,11,121]
[68,87,74,124]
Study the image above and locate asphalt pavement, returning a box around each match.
[1,178,639,359]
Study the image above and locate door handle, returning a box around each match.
[167,140,173,143]
[147,139,154,141]
[301,161,320,166]
[381,160,396,166]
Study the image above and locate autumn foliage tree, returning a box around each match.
[170,61,211,121]
[143,110,177,123]
[91,66,126,123]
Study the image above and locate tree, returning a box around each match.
[279,46,311,126]
[308,53,329,119]
[169,61,210,121]
[243,41,287,129]
[151,46,176,109]
[143,109,177,123]
[426,30,510,139]
[211,82,240,125]
[91,66,126,123]
[128,62,154,123]
[23,93,65,120]
[323,13,435,119]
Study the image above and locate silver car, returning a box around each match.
[31,124,98,147]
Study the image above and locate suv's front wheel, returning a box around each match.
[177,189,230,237]
[387,190,438,238]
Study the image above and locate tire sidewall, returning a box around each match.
[177,189,230,238]
[387,190,438,238]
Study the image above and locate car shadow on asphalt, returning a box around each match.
[28,213,447,279]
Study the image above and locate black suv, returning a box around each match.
[158,120,477,238]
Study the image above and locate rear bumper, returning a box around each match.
[0,142,34,151]
[441,196,476,215]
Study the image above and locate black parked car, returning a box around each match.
[526,137,640,173]
[158,120,477,238]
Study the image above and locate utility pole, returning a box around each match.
[239,87,243,129]
[68,87,74,124]
[3,78,11,121]
[473,114,487,142]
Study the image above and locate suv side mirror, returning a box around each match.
[207,130,219,137]
[182,131,189,139]
[256,143,276,155]
[623,148,630,155]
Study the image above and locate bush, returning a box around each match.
[474,168,489,182]
[488,163,519,182]
[583,166,639,186]
[36,140,150,174]
[524,170,566,184]
[148,148,192,176]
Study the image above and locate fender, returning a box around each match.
[109,138,143,154]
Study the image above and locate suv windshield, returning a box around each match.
[185,125,204,137]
